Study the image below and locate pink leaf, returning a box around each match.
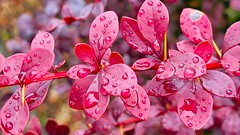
[156,61,175,80]
[132,58,158,70]
[162,111,181,131]
[28,117,42,135]
[194,41,213,63]
[223,46,240,61]
[176,40,195,53]
[109,52,124,65]
[21,48,54,81]
[0,53,5,72]
[146,76,188,97]
[67,64,95,79]
[221,112,240,135]
[101,64,137,96]
[31,31,54,52]
[121,17,154,55]
[68,75,95,110]
[221,55,239,72]
[137,0,169,45]
[201,70,236,97]
[89,11,119,59]
[3,53,26,80]
[180,8,213,44]
[178,83,213,130]
[125,85,150,120]
[25,80,52,110]
[0,88,29,135]
[168,49,182,58]
[169,53,207,79]
[75,43,98,67]
[0,75,19,87]
[120,90,138,107]
[223,21,240,52]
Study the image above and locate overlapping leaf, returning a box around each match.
[109,52,124,65]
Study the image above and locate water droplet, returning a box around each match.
[192,57,199,63]
[112,83,117,88]
[138,113,143,117]
[224,64,230,69]
[188,123,193,127]
[157,2,162,7]
[102,77,109,86]
[36,62,40,66]
[77,68,91,78]
[4,66,10,72]
[108,20,112,24]
[148,89,155,96]
[29,71,37,79]
[39,40,44,45]
[183,68,196,78]
[44,33,50,38]
[100,16,106,21]
[94,34,98,38]
[226,89,232,95]
[201,106,207,112]
[121,89,131,98]
[147,0,153,6]
[12,92,20,100]
[122,72,128,80]
[69,101,76,107]
[138,9,145,16]
[148,19,154,26]
[178,63,185,68]
[26,56,32,64]
[91,40,96,45]
[157,66,165,74]
[5,113,11,118]
[122,32,127,38]
[84,92,99,108]
[104,36,112,43]
[92,24,96,28]
[142,100,146,104]
[104,23,108,28]
[160,16,165,20]
[158,9,161,13]
[25,92,38,104]
[131,85,135,89]
[5,122,13,131]
[95,107,101,114]
[102,29,106,34]
[14,106,19,111]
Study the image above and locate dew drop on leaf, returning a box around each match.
[12,92,20,100]
[148,19,154,26]
[5,113,11,118]
[102,77,109,86]
[25,92,38,104]
[224,64,230,69]
[100,16,106,21]
[84,92,99,108]
[14,106,19,112]
[5,122,13,131]
[157,66,165,74]
[192,57,199,63]
[178,63,185,68]
[77,68,91,78]
[4,66,11,72]
[104,36,112,43]
[188,123,193,127]
[183,68,196,78]
[136,61,150,68]
[160,16,165,20]
[147,0,153,6]
[26,56,32,64]
[95,107,101,114]
[121,89,131,99]
[139,113,143,117]
[44,33,50,38]
[139,9,145,16]
[112,83,118,88]
[122,72,128,80]
[142,100,146,104]
[226,89,233,95]
[201,106,207,112]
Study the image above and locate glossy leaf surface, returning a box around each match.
[156,61,175,80]
[31,31,54,52]
[223,21,240,52]
[120,90,138,107]
[176,40,195,53]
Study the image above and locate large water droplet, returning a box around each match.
[100,16,106,21]
[12,92,20,100]
[77,68,91,78]
[226,89,233,95]
[4,66,11,72]
[26,56,32,64]
[147,0,153,6]
[122,72,128,80]
[148,19,154,26]
[84,92,99,108]
[121,89,131,98]
[201,106,207,112]
[5,113,11,118]
[102,77,109,86]
[5,122,13,131]
[183,68,196,78]
[25,92,38,104]
[192,57,199,63]
[162,81,178,92]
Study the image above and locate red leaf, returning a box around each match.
[55,125,70,135]
[132,58,158,70]
[194,41,213,63]
[75,43,98,67]
[21,48,54,81]
[201,70,236,97]
[146,76,188,97]
[0,53,4,72]
[25,80,52,110]
[67,64,95,79]
[121,17,154,55]
[223,21,240,52]
[169,53,207,79]
[68,75,95,110]
[178,83,213,130]
[3,53,26,80]
[137,0,169,45]
[180,8,213,44]
[125,85,150,120]
[176,40,195,53]
[28,117,42,135]
[89,11,119,59]
[0,88,29,135]
[45,119,57,135]
[31,31,54,52]
[120,90,138,107]
[156,61,175,80]
[101,64,138,96]
[109,52,124,65]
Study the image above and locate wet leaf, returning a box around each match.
[221,55,239,72]
[89,11,119,59]
[0,88,29,135]
[28,117,42,135]
[75,43,98,67]
[137,0,169,45]
[0,75,19,87]
[170,53,206,79]
[121,17,154,55]
[31,31,54,52]
[67,64,95,79]
[178,83,213,130]
[223,21,240,52]
[109,52,124,65]
[194,41,213,62]
[168,49,182,58]
[156,61,175,80]
[176,40,195,53]
[201,70,236,97]
[125,85,150,120]
[120,90,138,107]
[21,48,54,81]
[101,64,137,96]
[132,58,158,70]
[25,80,52,110]
[180,8,213,44]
